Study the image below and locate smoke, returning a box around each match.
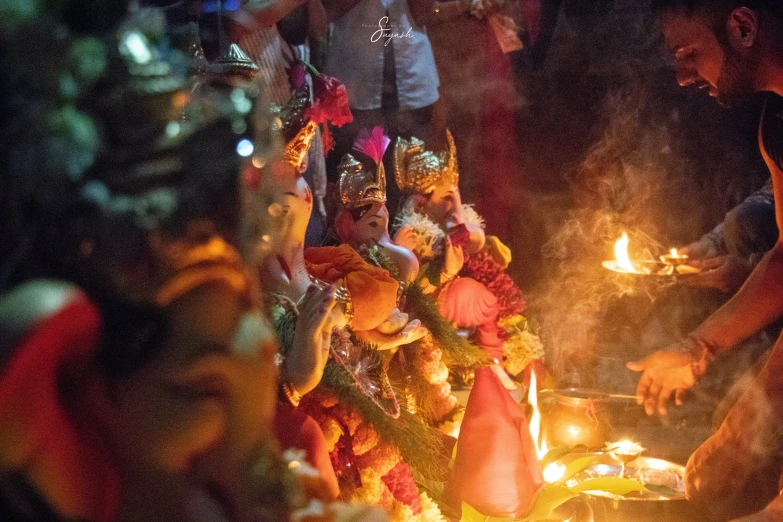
[531,82,699,387]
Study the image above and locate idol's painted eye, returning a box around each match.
[368,222,379,229]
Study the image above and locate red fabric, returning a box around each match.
[446,367,543,518]
[520,0,543,45]
[0,292,119,522]
[274,402,340,500]
[476,24,519,242]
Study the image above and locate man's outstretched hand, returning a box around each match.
[627,349,696,416]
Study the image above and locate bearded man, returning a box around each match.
[624,1,783,519]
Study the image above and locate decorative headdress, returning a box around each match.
[394,130,459,194]
[272,79,317,172]
[338,127,390,209]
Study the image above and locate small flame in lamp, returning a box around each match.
[614,233,636,273]
[670,248,678,257]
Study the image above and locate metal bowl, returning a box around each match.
[576,457,698,522]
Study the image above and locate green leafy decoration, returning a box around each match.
[553,455,599,486]
[359,244,399,280]
[539,447,572,470]
[518,486,578,521]
[0,0,40,29]
[69,37,107,86]
[460,484,579,522]
[45,105,99,180]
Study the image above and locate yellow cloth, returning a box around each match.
[485,235,512,269]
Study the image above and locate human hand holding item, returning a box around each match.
[680,255,754,294]
[679,237,720,261]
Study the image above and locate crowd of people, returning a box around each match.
[2,0,783,521]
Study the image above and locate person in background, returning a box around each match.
[322,0,442,215]
[426,0,541,241]
[679,177,777,294]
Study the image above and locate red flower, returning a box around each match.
[382,461,422,513]
[461,250,526,317]
[321,124,335,155]
[311,74,353,127]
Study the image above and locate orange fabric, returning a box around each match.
[446,367,543,518]
[305,245,398,332]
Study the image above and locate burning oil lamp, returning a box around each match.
[603,233,675,276]
[602,233,659,275]
[605,440,645,478]
[660,248,689,267]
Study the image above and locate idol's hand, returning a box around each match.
[443,237,465,278]
[354,319,427,350]
[375,308,409,335]
[393,226,418,252]
[287,284,337,395]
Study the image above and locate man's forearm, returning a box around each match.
[693,242,783,354]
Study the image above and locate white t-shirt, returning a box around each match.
[326,0,440,111]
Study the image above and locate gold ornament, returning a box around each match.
[283,120,317,171]
[393,131,458,194]
[338,153,387,208]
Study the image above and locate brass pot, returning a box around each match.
[541,389,610,451]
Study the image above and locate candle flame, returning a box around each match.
[670,248,678,257]
[614,233,636,273]
[528,370,547,459]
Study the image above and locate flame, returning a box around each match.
[528,370,547,460]
[670,248,678,257]
[614,233,636,273]
[543,462,566,483]
[606,439,644,455]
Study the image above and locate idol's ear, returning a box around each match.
[334,209,356,244]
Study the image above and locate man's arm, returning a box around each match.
[629,125,783,416]
[689,129,783,355]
